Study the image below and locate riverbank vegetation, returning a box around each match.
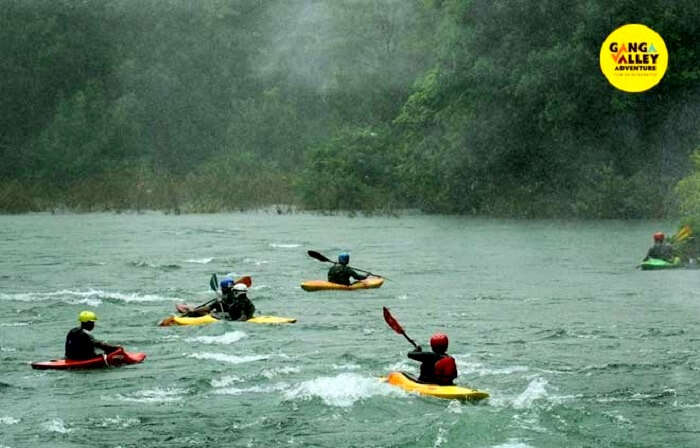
[1,0,698,217]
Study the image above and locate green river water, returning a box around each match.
[1,213,699,448]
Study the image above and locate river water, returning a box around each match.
[1,213,699,447]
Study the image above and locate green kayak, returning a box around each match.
[640,257,682,270]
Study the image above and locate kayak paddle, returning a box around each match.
[382,306,418,349]
[671,225,692,244]
[235,276,252,288]
[193,273,220,311]
[307,250,388,280]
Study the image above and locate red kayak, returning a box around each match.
[31,348,146,370]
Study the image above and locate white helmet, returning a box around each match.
[233,283,248,294]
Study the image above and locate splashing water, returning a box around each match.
[269,243,301,248]
[261,366,301,379]
[211,375,244,388]
[41,418,70,434]
[0,416,20,425]
[284,373,398,407]
[512,377,549,409]
[0,289,179,305]
[110,388,185,403]
[491,440,536,448]
[184,258,214,264]
[187,352,269,364]
[186,331,247,345]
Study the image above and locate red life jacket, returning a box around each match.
[434,355,457,385]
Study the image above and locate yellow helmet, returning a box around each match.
[78,310,98,323]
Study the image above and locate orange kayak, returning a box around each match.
[300,276,384,292]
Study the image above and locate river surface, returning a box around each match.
[1,213,699,448]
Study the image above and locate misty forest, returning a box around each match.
[1,0,699,218]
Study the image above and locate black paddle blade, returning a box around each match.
[383,307,404,334]
[307,250,332,263]
[209,273,218,291]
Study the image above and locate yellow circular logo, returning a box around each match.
[599,24,668,93]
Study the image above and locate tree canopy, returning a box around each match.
[1,0,698,216]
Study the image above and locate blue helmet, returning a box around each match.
[338,253,350,265]
[220,277,234,291]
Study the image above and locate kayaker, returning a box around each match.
[214,278,255,321]
[327,253,367,286]
[65,311,120,360]
[407,333,457,385]
[644,232,674,261]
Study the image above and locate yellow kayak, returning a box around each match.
[383,371,489,401]
[247,316,297,324]
[159,314,295,326]
[159,314,219,326]
[300,276,384,292]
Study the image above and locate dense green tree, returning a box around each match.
[0,0,698,216]
[298,126,398,212]
[388,0,699,217]
[0,0,114,178]
[676,149,700,217]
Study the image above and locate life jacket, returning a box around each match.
[328,264,353,285]
[65,327,96,360]
[434,355,457,385]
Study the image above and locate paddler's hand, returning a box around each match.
[415,345,422,352]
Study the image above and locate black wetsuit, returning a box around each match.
[407,349,458,385]
[645,242,673,261]
[328,264,367,286]
[215,292,255,321]
[65,327,115,360]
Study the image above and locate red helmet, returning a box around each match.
[653,232,665,242]
[430,333,449,353]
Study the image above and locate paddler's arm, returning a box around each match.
[349,268,367,281]
[407,347,436,362]
[94,339,120,354]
